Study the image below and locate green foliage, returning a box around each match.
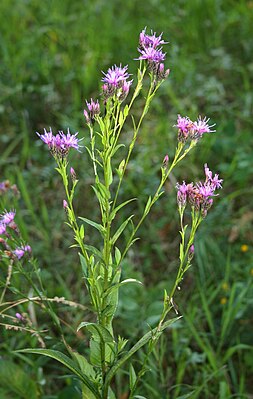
[1,0,253,397]
[0,360,38,399]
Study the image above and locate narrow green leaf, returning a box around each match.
[105,279,143,295]
[111,215,134,245]
[144,196,152,215]
[77,322,114,343]
[115,247,121,265]
[104,317,182,390]
[79,217,106,235]
[79,224,85,240]
[129,363,137,390]
[16,349,100,398]
[110,198,136,221]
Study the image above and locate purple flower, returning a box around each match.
[13,245,31,260]
[59,130,81,151]
[37,128,81,156]
[174,115,216,142]
[204,163,223,190]
[0,223,6,235]
[196,182,215,198]
[193,116,216,137]
[174,115,193,133]
[176,181,194,207]
[102,64,130,88]
[139,27,168,49]
[177,165,222,217]
[137,46,166,63]
[174,115,194,142]
[101,64,133,100]
[0,210,16,225]
[36,128,54,148]
[63,199,68,209]
[84,99,100,124]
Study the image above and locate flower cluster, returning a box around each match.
[101,64,133,101]
[137,27,170,80]
[37,128,81,157]
[174,115,216,142]
[84,99,100,125]
[176,164,223,217]
[0,210,31,260]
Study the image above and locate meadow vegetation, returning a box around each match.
[0,0,253,398]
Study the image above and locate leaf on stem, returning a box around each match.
[79,217,106,236]
[110,198,136,221]
[111,215,134,245]
[16,349,100,399]
[77,322,114,343]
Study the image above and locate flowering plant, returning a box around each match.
[0,28,222,398]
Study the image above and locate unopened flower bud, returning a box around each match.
[157,63,170,80]
[63,200,68,210]
[70,167,76,181]
[188,244,195,260]
[163,154,169,169]
[16,312,26,323]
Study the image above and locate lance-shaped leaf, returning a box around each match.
[104,317,182,392]
[16,349,100,399]
[79,217,106,236]
[111,215,134,245]
[77,322,114,343]
[109,198,136,222]
[105,279,143,295]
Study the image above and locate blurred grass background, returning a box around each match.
[0,0,253,398]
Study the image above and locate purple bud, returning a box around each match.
[70,167,76,181]
[63,200,68,210]
[157,63,170,80]
[15,312,23,320]
[188,244,195,261]
[163,154,169,169]
[16,312,26,323]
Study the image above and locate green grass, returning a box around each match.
[1,0,253,397]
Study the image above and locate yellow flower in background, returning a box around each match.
[222,282,229,291]
[250,268,253,277]
[241,244,249,252]
[220,297,227,305]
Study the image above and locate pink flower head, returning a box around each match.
[204,164,223,190]
[63,199,68,209]
[37,128,81,157]
[139,27,168,49]
[0,223,6,235]
[176,181,194,207]
[13,245,31,260]
[102,64,130,88]
[36,128,54,148]
[174,115,193,133]
[193,116,216,137]
[59,130,81,151]
[0,210,16,225]
[84,99,100,124]
[137,46,166,63]
[174,115,195,142]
